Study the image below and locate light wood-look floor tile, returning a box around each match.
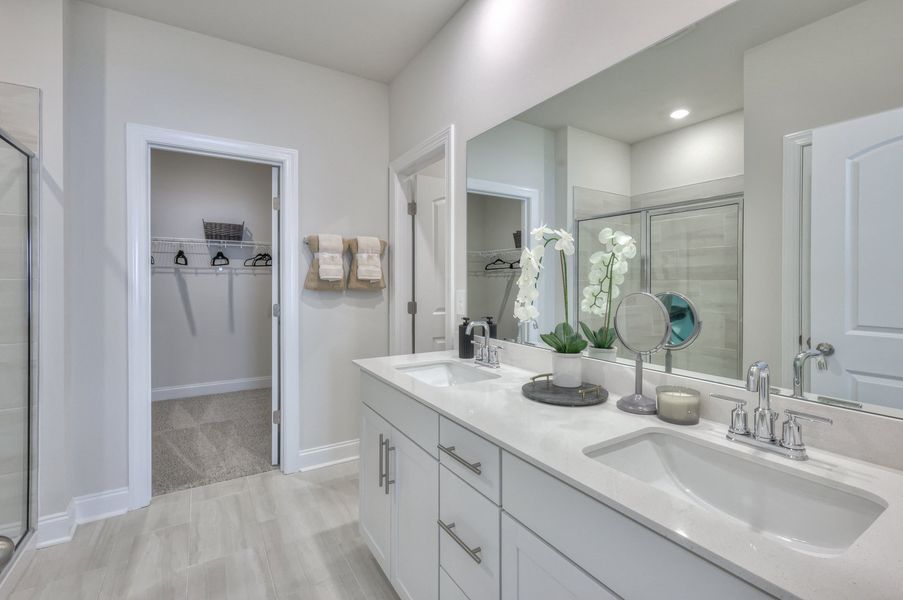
[4,461,398,600]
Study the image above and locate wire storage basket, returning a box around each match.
[203,220,245,241]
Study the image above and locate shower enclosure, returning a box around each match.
[0,125,36,573]
[577,195,743,380]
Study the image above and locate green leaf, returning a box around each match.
[564,337,588,353]
[554,321,574,340]
[579,321,599,346]
[540,333,564,352]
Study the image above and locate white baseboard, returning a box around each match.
[152,376,271,401]
[36,487,129,548]
[297,439,359,472]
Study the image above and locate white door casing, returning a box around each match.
[126,124,301,509]
[809,106,903,409]
[271,166,281,465]
[413,173,448,353]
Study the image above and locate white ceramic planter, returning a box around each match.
[586,346,618,362]
[552,352,583,388]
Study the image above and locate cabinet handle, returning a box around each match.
[378,434,387,489]
[438,444,482,475]
[438,520,482,564]
[384,438,394,495]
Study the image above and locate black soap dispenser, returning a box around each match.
[483,316,498,340]
[458,317,474,359]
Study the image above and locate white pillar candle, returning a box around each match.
[656,386,701,425]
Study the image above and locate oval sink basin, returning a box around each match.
[584,429,886,556]
[396,361,500,387]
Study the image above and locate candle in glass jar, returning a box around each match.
[656,386,701,425]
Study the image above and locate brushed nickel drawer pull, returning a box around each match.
[383,437,394,495]
[438,520,482,564]
[378,433,386,488]
[438,444,482,475]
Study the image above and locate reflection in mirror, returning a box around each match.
[613,292,671,414]
[657,291,703,374]
[465,0,903,418]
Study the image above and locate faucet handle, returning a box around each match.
[710,394,749,436]
[781,409,833,454]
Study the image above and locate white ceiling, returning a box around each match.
[516,0,864,144]
[82,0,467,82]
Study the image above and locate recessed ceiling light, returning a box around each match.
[670,108,690,120]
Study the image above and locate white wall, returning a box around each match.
[563,126,632,220]
[150,150,272,393]
[0,0,70,519]
[66,1,389,497]
[389,0,737,331]
[743,0,903,381]
[631,110,743,196]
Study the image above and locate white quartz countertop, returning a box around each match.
[354,351,903,600]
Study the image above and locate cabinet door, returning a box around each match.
[391,428,439,600]
[360,404,393,574]
[501,514,619,600]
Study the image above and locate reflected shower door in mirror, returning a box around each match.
[577,198,741,381]
[464,0,903,418]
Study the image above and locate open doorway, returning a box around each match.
[149,150,279,495]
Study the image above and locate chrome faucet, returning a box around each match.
[711,358,834,460]
[746,361,778,442]
[465,320,501,368]
[792,343,834,397]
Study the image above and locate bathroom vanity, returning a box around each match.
[355,352,903,600]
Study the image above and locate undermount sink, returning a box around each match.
[396,361,500,387]
[584,429,886,556]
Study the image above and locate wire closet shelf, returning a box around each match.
[151,237,273,273]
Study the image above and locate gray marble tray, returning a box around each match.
[521,374,608,407]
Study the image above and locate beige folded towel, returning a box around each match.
[317,234,344,281]
[356,236,382,281]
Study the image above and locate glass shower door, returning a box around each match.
[0,132,32,555]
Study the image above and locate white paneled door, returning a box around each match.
[810,106,903,409]
[413,173,448,353]
[271,166,281,465]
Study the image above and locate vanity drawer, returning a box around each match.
[440,416,501,504]
[441,566,471,600]
[360,372,439,458]
[501,452,771,600]
[440,465,501,600]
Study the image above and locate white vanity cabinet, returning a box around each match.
[359,374,439,600]
[501,513,619,600]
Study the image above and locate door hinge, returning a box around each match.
[272,303,280,318]
[272,195,281,211]
[407,301,417,315]
[407,201,417,216]
[272,410,281,425]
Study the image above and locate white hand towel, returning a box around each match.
[317,234,344,281]
[356,236,382,281]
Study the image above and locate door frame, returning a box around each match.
[125,124,301,509]
[388,125,455,355]
[781,130,812,386]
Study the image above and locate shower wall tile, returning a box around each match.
[0,215,27,277]
[0,343,27,411]
[0,406,26,475]
[0,280,27,344]
[0,470,26,538]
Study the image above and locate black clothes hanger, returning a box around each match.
[485,257,517,271]
[211,251,230,267]
[254,253,272,267]
[174,250,188,266]
[244,253,263,267]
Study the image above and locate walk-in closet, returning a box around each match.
[150,149,278,495]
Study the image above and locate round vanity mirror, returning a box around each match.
[657,292,702,350]
[613,292,671,414]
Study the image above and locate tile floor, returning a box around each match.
[153,389,275,496]
[3,461,399,599]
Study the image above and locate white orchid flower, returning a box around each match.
[531,224,553,242]
[553,229,575,255]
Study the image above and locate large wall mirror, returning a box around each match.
[464,0,903,419]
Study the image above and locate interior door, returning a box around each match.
[809,106,903,408]
[270,166,280,465]
[412,173,447,353]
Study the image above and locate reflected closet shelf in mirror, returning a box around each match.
[467,248,521,277]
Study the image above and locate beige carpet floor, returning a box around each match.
[152,388,275,496]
